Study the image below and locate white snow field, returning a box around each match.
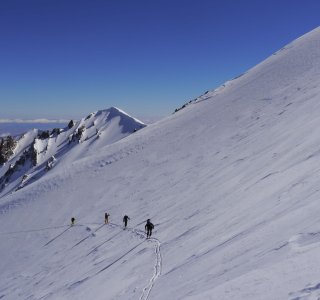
[1,27,320,299]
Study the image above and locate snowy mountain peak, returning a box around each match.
[3,27,320,300]
[0,107,145,198]
[86,106,145,131]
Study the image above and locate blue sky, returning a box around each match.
[1,0,319,120]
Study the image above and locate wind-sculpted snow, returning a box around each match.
[2,27,320,299]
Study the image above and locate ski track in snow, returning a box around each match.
[37,221,162,299]
[108,222,162,300]
[139,237,162,300]
[3,28,320,300]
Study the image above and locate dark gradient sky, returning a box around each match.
[1,0,319,119]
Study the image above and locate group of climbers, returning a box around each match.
[70,214,155,238]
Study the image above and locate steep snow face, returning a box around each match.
[0,107,145,198]
[2,27,320,300]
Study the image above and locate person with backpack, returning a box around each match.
[123,215,130,228]
[145,219,154,238]
[105,212,110,224]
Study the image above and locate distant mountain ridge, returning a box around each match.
[0,107,145,198]
[2,27,320,300]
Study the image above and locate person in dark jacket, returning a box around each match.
[123,215,130,228]
[105,212,110,224]
[145,219,154,238]
[71,217,75,226]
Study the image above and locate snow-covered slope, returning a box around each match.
[0,107,145,198]
[2,27,320,300]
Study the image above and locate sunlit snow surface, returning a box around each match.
[1,27,320,299]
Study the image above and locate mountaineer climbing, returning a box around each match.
[145,219,154,238]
